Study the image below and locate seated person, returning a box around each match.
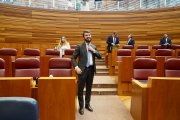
[126,34,135,48]
[159,33,172,48]
[106,32,120,53]
[55,36,70,57]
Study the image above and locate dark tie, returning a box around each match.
[86,44,92,67]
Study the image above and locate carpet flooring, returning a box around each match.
[76,95,133,120]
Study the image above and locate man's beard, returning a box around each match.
[85,38,91,43]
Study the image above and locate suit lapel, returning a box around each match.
[82,43,87,56]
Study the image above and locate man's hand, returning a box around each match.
[88,45,96,53]
[111,43,115,46]
[116,44,120,46]
[75,66,82,74]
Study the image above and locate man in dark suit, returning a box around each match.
[106,32,120,53]
[72,30,102,115]
[126,34,135,48]
[159,33,172,49]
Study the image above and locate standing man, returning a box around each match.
[126,34,135,48]
[72,30,102,115]
[159,33,172,48]
[106,32,120,53]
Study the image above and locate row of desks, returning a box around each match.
[0,55,76,77]
[108,48,180,75]
[0,77,76,120]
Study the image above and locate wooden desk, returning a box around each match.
[38,77,76,120]
[117,57,166,95]
[131,77,180,120]
[0,77,33,97]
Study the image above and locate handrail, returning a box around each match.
[0,0,179,11]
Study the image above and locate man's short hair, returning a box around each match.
[113,32,118,36]
[83,30,91,37]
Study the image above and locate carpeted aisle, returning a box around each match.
[76,95,133,120]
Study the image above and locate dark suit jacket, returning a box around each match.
[127,38,135,47]
[72,42,102,73]
[159,37,172,46]
[106,36,119,53]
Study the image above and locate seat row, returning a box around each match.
[117,48,180,60]
[122,44,180,49]
[108,48,180,75]
[0,57,73,78]
[117,57,180,95]
[0,47,76,57]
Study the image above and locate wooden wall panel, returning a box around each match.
[0,4,180,55]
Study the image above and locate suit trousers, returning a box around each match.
[78,66,94,108]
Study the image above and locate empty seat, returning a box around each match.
[117,49,131,61]
[152,45,164,49]
[155,49,172,56]
[49,58,72,77]
[15,58,40,79]
[177,50,180,57]
[70,45,77,49]
[133,58,157,80]
[171,44,180,50]
[45,49,60,56]
[122,45,134,49]
[165,58,180,77]
[135,49,151,56]
[137,45,148,49]
[24,48,40,56]
[0,58,5,77]
[0,97,38,120]
[64,49,75,57]
[0,48,17,56]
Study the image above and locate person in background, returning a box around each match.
[56,36,70,57]
[159,33,172,49]
[106,32,120,53]
[67,0,74,10]
[126,34,135,48]
[95,0,102,10]
[72,30,102,115]
[82,0,90,11]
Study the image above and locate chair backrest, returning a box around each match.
[15,58,40,79]
[117,49,131,61]
[0,58,5,77]
[137,45,148,49]
[0,97,38,120]
[64,49,75,57]
[135,49,151,56]
[24,48,40,56]
[171,44,180,50]
[0,48,17,56]
[165,58,180,77]
[70,45,77,49]
[49,58,72,77]
[122,45,134,49]
[152,45,164,49]
[45,49,60,56]
[133,58,157,80]
[155,49,172,56]
[177,50,180,57]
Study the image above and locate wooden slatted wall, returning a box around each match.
[0,4,180,55]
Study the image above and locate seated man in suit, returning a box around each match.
[126,34,135,48]
[159,33,172,49]
[106,32,120,53]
